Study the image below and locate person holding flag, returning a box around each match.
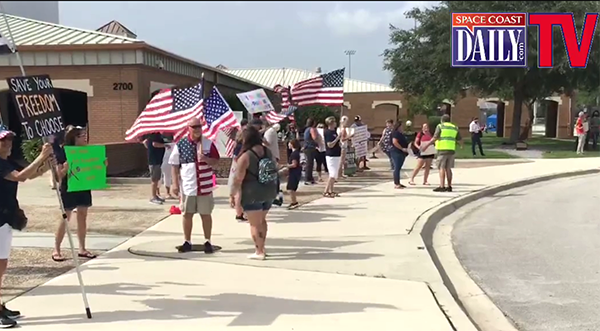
[169,86,240,253]
[0,125,53,327]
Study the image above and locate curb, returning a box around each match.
[420,168,600,331]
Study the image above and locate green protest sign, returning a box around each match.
[64,145,108,192]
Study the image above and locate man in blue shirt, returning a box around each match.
[144,132,166,204]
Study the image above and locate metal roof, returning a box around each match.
[96,20,137,39]
[225,67,395,93]
[0,14,140,46]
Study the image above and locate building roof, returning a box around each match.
[224,67,395,93]
[0,14,140,45]
[96,20,137,39]
[0,14,271,90]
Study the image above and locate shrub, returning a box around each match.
[21,134,42,163]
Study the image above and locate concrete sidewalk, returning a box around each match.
[7,158,599,330]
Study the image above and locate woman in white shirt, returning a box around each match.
[161,138,176,200]
[337,116,351,178]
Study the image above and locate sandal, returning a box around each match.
[78,251,97,259]
[331,192,341,197]
[323,192,334,198]
[409,181,416,185]
[423,182,430,186]
[52,253,66,262]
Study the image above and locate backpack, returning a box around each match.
[250,147,279,184]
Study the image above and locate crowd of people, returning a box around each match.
[0,111,466,326]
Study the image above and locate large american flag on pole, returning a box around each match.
[125,83,204,141]
[200,86,240,148]
[265,105,297,124]
[277,68,345,107]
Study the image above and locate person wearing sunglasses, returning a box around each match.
[169,118,220,253]
[52,125,102,262]
[0,124,54,327]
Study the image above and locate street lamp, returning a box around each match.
[344,50,356,79]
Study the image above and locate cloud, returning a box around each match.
[298,2,435,37]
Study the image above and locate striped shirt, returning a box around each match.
[169,136,219,196]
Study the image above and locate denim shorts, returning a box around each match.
[242,201,273,212]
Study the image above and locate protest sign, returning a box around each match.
[351,125,370,158]
[344,149,357,176]
[6,75,64,140]
[236,88,275,114]
[65,145,108,192]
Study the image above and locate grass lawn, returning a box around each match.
[465,133,600,159]
[454,134,517,159]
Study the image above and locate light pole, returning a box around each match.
[344,50,356,79]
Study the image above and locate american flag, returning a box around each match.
[124,83,204,141]
[265,105,297,124]
[281,68,345,107]
[222,127,237,157]
[200,86,240,146]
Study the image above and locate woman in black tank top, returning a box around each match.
[230,126,276,260]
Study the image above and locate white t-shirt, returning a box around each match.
[263,127,280,160]
[316,128,326,152]
[469,121,481,133]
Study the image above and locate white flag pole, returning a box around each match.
[0,5,92,319]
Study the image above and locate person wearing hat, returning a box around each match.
[0,124,53,327]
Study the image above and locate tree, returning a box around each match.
[383,1,600,143]
[294,105,338,130]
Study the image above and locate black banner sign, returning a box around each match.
[6,74,64,140]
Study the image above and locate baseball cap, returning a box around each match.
[0,124,15,140]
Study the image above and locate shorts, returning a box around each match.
[242,201,273,212]
[419,154,435,160]
[61,190,92,211]
[181,193,214,215]
[0,224,12,260]
[161,164,172,187]
[149,165,162,182]
[325,156,341,179]
[286,170,302,191]
[436,153,455,169]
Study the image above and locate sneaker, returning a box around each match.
[204,241,214,254]
[433,186,446,192]
[446,186,453,192]
[247,253,266,260]
[272,198,283,207]
[287,202,299,210]
[1,305,20,319]
[0,310,16,329]
[150,197,163,205]
[156,196,166,203]
[177,241,192,253]
[235,215,248,222]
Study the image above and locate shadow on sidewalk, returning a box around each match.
[20,292,397,327]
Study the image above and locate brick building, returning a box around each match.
[0,15,270,175]
[226,67,576,140]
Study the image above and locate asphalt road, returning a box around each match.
[452,174,600,331]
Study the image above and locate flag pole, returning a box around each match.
[0,5,92,319]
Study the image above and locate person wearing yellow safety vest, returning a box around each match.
[421,114,463,192]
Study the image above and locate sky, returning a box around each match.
[59,1,433,85]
